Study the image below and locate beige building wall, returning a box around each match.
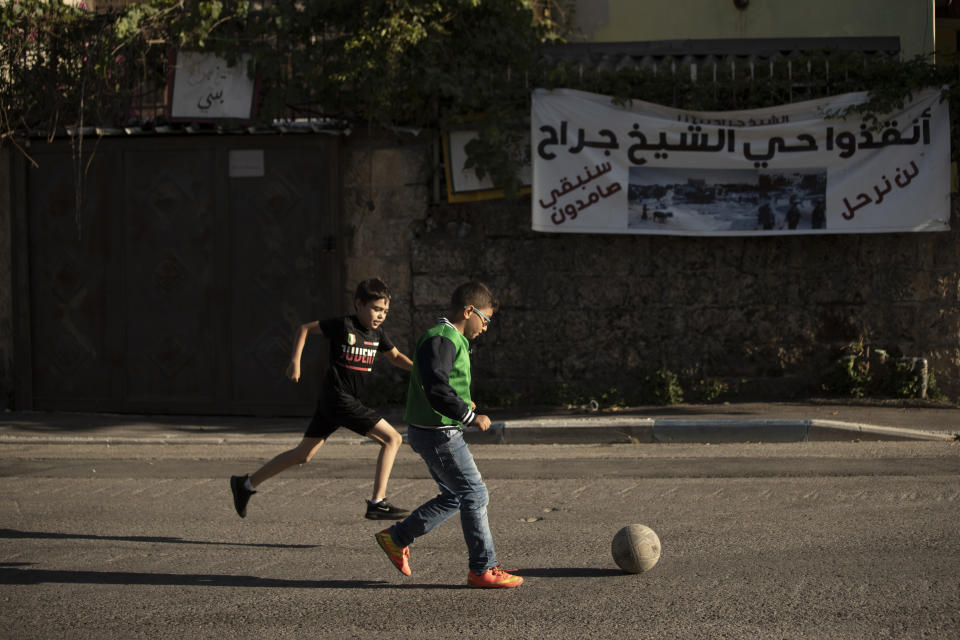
[573,0,935,59]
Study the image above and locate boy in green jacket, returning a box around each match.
[375,281,523,588]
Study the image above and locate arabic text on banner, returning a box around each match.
[531,88,950,236]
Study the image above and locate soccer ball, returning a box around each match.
[611,524,661,574]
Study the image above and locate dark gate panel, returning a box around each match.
[24,136,340,415]
[26,149,118,410]
[122,148,221,409]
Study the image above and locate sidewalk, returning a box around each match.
[1,400,958,445]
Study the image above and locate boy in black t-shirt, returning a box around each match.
[230,279,413,521]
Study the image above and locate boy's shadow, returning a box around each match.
[0,564,459,589]
[0,528,314,549]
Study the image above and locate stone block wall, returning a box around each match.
[5,133,958,411]
[340,132,431,403]
[410,200,960,404]
[342,134,960,405]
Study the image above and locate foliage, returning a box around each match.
[1,0,158,141]
[883,359,926,398]
[686,378,732,403]
[547,381,594,408]
[1,0,563,134]
[546,369,684,409]
[637,368,684,406]
[821,339,940,400]
[3,0,960,189]
[925,372,949,403]
[821,355,872,398]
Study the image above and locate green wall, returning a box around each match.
[573,0,934,60]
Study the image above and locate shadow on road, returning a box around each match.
[0,565,383,588]
[0,528,315,549]
[0,564,470,589]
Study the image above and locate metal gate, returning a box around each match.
[20,136,340,415]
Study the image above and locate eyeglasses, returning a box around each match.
[465,306,491,328]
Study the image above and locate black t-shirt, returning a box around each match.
[318,315,395,401]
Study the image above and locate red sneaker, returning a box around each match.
[375,529,411,576]
[467,564,523,588]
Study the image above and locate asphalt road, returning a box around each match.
[2,440,959,639]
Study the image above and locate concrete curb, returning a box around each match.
[806,419,959,442]
[473,417,960,444]
[0,417,956,446]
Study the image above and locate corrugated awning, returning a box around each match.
[23,118,352,141]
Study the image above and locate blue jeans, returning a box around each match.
[390,427,497,574]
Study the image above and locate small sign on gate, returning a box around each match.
[229,150,265,178]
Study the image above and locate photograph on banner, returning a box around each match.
[627,167,826,231]
[531,88,949,236]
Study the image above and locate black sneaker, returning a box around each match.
[365,499,409,520]
[230,475,256,518]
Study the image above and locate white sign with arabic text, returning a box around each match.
[531,88,949,236]
[170,51,256,121]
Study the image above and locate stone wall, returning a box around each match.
[0,149,12,410]
[339,132,431,403]
[410,200,960,404]
[343,133,960,405]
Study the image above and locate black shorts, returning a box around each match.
[303,393,381,439]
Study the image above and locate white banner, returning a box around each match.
[531,88,950,235]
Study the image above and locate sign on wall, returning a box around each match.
[531,88,950,235]
[168,51,257,121]
[443,129,531,202]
